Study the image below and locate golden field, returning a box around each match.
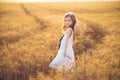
[0,2,120,80]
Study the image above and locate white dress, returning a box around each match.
[49,28,75,69]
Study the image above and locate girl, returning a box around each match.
[49,12,80,73]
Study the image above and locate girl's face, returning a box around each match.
[64,17,73,28]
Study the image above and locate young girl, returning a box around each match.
[49,12,80,72]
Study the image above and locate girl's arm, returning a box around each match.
[63,28,72,60]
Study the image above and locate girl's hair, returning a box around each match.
[63,12,80,41]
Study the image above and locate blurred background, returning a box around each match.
[0,0,120,80]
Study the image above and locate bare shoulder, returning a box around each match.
[66,28,73,37]
[66,28,73,33]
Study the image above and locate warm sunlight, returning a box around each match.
[0,0,119,2]
[0,0,120,79]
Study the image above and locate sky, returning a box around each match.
[0,0,119,2]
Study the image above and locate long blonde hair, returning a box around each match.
[63,12,80,41]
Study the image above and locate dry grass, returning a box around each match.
[0,2,120,80]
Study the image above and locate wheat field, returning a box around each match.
[0,2,120,80]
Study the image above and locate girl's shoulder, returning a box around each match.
[65,27,73,37]
[66,27,73,33]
